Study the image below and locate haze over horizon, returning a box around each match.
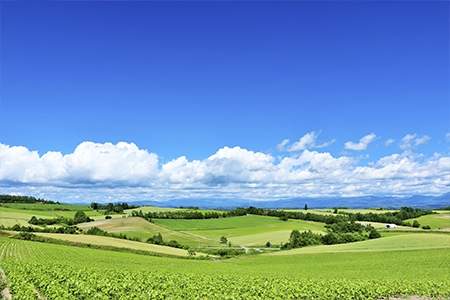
[0,1,449,203]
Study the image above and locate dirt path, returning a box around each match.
[0,268,12,300]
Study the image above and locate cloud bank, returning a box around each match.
[1,139,449,202]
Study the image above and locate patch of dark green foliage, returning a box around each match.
[90,202,138,214]
[0,194,59,204]
[281,221,381,250]
[28,211,93,226]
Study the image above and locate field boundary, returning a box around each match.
[12,234,215,260]
[0,268,12,300]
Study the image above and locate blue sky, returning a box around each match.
[0,1,449,202]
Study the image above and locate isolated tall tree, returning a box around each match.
[304,203,308,211]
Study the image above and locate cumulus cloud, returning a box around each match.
[0,140,449,200]
[400,133,430,150]
[344,133,376,151]
[0,141,159,185]
[280,131,335,152]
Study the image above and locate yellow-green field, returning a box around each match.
[78,217,220,247]
[34,232,203,257]
[270,233,450,255]
[406,211,450,230]
[153,215,326,246]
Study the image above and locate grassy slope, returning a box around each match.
[77,217,220,247]
[0,235,449,282]
[270,233,450,255]
[0,203,125,227]
[406,212,450,230]
[0,203,103,227]
[33,232,199,257]
[154,215,325,246]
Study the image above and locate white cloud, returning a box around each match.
[344,133,376,151]
[0,140,449,201]
[276,139,289,151]
[282,131,334,152]
[288,132,317,151]
[385,139,395,146]
[0,141,159,185]
[400,133,430,150]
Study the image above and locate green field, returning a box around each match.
[78,217,221,248]
[271,233,450,255]
[153,215,325,246]
[0,235,449,299]
[33,232,202,257]
[1,202,450,299]
[406,212,450,230]
[0,204,100,227]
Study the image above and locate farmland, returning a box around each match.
[0,235,449,299]
[0,201,449,299]
[406,210,450,231]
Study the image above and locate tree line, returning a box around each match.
[90,202,139,214]
[0,194,58,204]
[281,221,381,250]
[131,206,432,228]
[28,211,93,226]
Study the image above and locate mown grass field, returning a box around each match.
[33,232,202,257]
[406,211,450,230]
[0,204,101,227]
[0,235,449,299]
[153,215,326,246]
[77,217,221,248]
[270,233,450,255]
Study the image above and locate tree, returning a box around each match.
[412,220,420,228]
[90,202,99,210]
[368,229,381,239]
[279,215,288,221]
[147,233,163,245]
[333,208,338,214]
[74,211,91,224]
[29,216,39,225]
[265,241,272,248]
[220,236,228,244]
[304,203,308,211]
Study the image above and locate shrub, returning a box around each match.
[105,215,112,220]
[412,220,420,228]
[422,225,431,230]
[368,229,381,239]
[86,227,108,236]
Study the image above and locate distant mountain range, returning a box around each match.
[129,193,450,210]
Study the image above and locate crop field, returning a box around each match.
[153,215,326,246]
[33,232,201,257]
[0,236,449,299]
[1,202,449,299]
